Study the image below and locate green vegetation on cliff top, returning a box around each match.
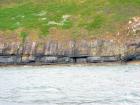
[0,0,140,38]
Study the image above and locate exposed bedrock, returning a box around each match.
[121,41,140,62]
[0,17,139,65]
[0,39,138,65]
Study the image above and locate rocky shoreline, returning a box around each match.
[0,16,139,65]
[0,54,140,66]
[0,39,140,65]
[0,54,121,65]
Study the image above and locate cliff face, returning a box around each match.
[0,17,140,65]
[0,38,139,65]
[0,39,122,64]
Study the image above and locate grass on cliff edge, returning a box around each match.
[0,0,140,39]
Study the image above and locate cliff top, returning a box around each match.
[0,0,140,41]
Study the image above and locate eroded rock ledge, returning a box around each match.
[0,38,139,65]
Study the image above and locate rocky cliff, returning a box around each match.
[0,17,140,65]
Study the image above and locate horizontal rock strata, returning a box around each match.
[0,38,139,65]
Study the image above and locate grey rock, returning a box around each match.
[0,55,21,64]
[57,57,73,63]
[101,56,120,62]
[87,56,120,63]
[87,56,103,63]
[40,56,58,63]
[76,58,87,63]
[135,55,140,60]
[122,53,140,62]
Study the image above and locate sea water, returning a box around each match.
[0,64,140,105]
